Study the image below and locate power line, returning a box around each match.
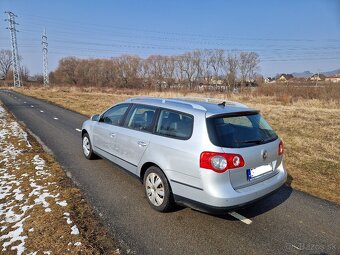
[17,12,340,43]
[5,11,21,87]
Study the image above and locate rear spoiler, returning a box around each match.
[207,110,259,119]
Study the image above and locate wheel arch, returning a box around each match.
[140,162,159,183]
[140,162,171,188]
[82,129,88,137]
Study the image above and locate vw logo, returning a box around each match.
[262,150,268,160]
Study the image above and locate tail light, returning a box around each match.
[200,152,245,173]
[278,140,284,155]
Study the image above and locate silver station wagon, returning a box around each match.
[81,97,287,213]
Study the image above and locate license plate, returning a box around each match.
[247,164,273,181]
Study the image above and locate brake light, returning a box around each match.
[278,140,284,155]
[200,152,245,173]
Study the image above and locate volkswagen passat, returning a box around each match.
[81,97,287,213]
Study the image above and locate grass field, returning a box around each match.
[8,85,340,205]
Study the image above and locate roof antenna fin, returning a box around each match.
[218,101,226,107]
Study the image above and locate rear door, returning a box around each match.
[92,103,130,154]
[207,112,282,189]
[115,104,157,172]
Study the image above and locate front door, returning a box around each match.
[92,103,130,155]
[116,104,157,172]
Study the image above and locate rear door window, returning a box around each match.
[125,104,157,132]
[155,110,193,139]
[207,113,278,148]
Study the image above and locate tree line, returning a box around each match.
[50,49,260,90]
[0,48,261,89]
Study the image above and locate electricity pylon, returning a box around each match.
[5,11,21,87]
[42,29,49,86]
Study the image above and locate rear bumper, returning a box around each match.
[174,182,285,214]
[172,162,287,213]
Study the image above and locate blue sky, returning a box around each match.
[0,0,339,76]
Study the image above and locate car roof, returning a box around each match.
[124,97,258,117]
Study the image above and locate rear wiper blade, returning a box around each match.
[239,139,264,144]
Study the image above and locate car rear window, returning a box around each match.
[206,113,278,148]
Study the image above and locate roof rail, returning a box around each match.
[125,96,157,102]
[175,97,248,108]
[125,96,207,111]
[163,98,207,111]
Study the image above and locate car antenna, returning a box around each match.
[218,101,226,107]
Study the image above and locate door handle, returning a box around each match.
[110,133,116,138]
[137,141,147,147]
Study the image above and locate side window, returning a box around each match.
[156,110,193,139]
[126,105,156,131]
[101,104,129,126]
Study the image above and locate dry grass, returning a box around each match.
[6,85,340,205]
[0,102,118,254]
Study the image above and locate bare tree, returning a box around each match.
[225,52,238,89]
[145,55,166,86]
[0,49,12,79]
[192,50,203,85]
[201,49,214,83]
[20,66,29,82]
[113,55,141,87]
[163,56,176,86]
[210,49,225,79]
[177,52,198,89]
[239,52,259,85]
[54,57,80,85]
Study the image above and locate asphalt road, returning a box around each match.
[1,90,339,255]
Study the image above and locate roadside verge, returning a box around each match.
[0,102,119,254]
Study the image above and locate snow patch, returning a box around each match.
[63,212,73,225]
[70,225,79,235]
[56,200,67,207]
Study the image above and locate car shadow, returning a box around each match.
[236,183,293,219]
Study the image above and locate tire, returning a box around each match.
[82,133,96,160]
[144,166,174,212]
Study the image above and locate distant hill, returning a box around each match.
[292,71,313,78]
[292,68,340,78]
[321,68,340,77]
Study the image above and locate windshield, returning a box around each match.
[207,113,278,148]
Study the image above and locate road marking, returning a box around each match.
[291,244,301,250]
[75,128,81,132]
[40,110,44,113]
[30,105,34,108]
[24,101,27,103]
[228,211,253,224]
[53,117,58,120]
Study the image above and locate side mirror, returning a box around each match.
[91,114,100,121]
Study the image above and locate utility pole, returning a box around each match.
[315,71,319,87]
[42,28,49,86]
[5,11,21,87]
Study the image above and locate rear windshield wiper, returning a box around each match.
[239,139,264,145]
